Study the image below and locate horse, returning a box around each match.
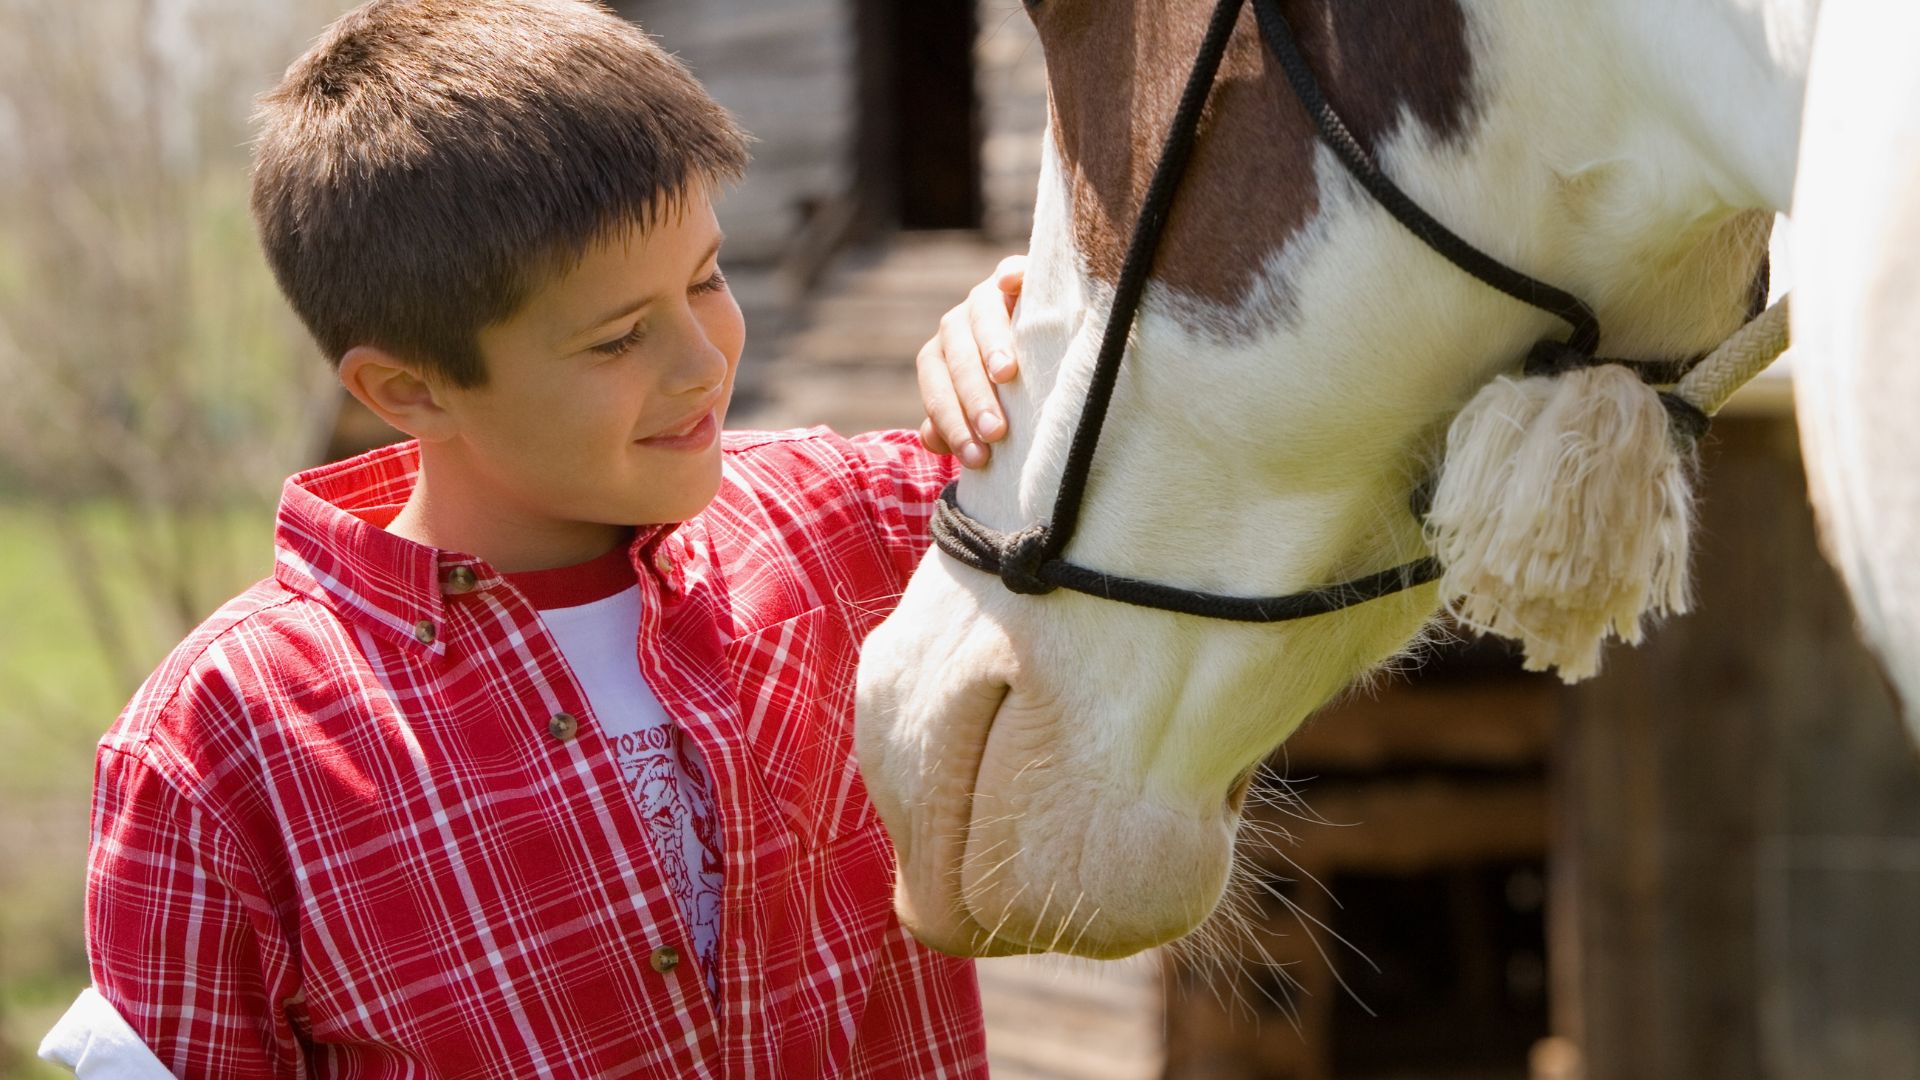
[1791,0,1920,745]
[855,0,1846,961]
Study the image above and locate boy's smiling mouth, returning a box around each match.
[637,401,721,450]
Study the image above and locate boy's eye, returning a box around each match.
[588,270,726,358]
[590,322,647,358]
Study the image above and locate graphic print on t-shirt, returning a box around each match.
[614,722,725,978]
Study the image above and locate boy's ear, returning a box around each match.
[338,346,460,443]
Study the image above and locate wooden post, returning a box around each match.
[1555,413,1920,1079]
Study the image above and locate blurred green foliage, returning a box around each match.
[0,0,352,1069]
[0,502,273,1074]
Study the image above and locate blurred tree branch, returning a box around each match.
[0,0,346,693]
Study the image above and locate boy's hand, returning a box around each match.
[918,255,1025,468]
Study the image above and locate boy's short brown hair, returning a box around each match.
[251,0,750,387]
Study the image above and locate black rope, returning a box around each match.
[1249,0,1602,355]
[932,484,1443,620]
[1040,0,1249,564]
[1523,339,1693,385]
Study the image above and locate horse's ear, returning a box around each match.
[1424,363,1698,683]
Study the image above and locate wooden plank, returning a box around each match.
[1245,779,1548,878]
[1284,679,1556,772]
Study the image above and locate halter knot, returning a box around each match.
[1522,338,1711,442]
[1522,338,1596,378]
[1657,392,1710,442]
[999,526,1059,596]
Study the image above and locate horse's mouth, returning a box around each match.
[884,682,1119,960]
[876,681,1041,959]
[858,607,1237,960]
[894,684,1238,961]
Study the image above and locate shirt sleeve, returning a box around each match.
[87,745,301,1080]
[841,429,964,584]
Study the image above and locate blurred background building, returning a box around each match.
[1,1,1915,1078]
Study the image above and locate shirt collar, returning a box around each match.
[272,441,676,657]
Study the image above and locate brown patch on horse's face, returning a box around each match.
[1032,0,1477,316]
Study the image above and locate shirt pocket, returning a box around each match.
[723,606,879,847]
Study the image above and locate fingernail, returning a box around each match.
[988,352,1014,380]
[960,442,988,468]
[976,411,1003,439]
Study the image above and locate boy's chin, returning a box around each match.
[629,454,724,525]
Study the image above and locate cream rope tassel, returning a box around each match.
[1426,298,1790,682]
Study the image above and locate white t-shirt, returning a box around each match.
[523,573,725,996]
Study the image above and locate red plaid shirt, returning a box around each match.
[85,429,981,1079]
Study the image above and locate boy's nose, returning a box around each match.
[661,312,734,396]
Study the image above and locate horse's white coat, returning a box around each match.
[1790,0,1920,743]
[856,0,1827,959]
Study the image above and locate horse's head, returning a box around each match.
[857,0,1796,959]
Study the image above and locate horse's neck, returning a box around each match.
[982,0,1817,560]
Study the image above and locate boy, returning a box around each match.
[43,0,1025,1075]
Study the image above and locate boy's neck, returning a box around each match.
[387,445,636,573]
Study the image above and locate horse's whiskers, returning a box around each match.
[984,881,1031,947]
[964,836,1013,862]
[1162,848,1350,1028]
[1244,876,1378,1018]
[1044,889,1087,955]
[1254,847,1339,908]
[1253,876,1373,971]
[1231,817,1302,847]
[1243,772,1349,830]
[968,846,1025,892]
[1008,754,1055,784]
[1062,905,1101,959]
[1030,880,1059,943]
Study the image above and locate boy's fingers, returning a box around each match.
[994,255,1027,308]
[918,417,951,456]
[942,302,1007,447]
[965,279,1019,389]
[986,259,1023,382]
[917,334,988,467]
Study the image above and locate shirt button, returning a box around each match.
[649,945,680,974]
[653,548,674,575]
[547,712,578,741]
[413,621,437,645]
[442,566,478,595]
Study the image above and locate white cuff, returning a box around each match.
[38,987,175,1079]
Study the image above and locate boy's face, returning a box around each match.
[441,192,744,533]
